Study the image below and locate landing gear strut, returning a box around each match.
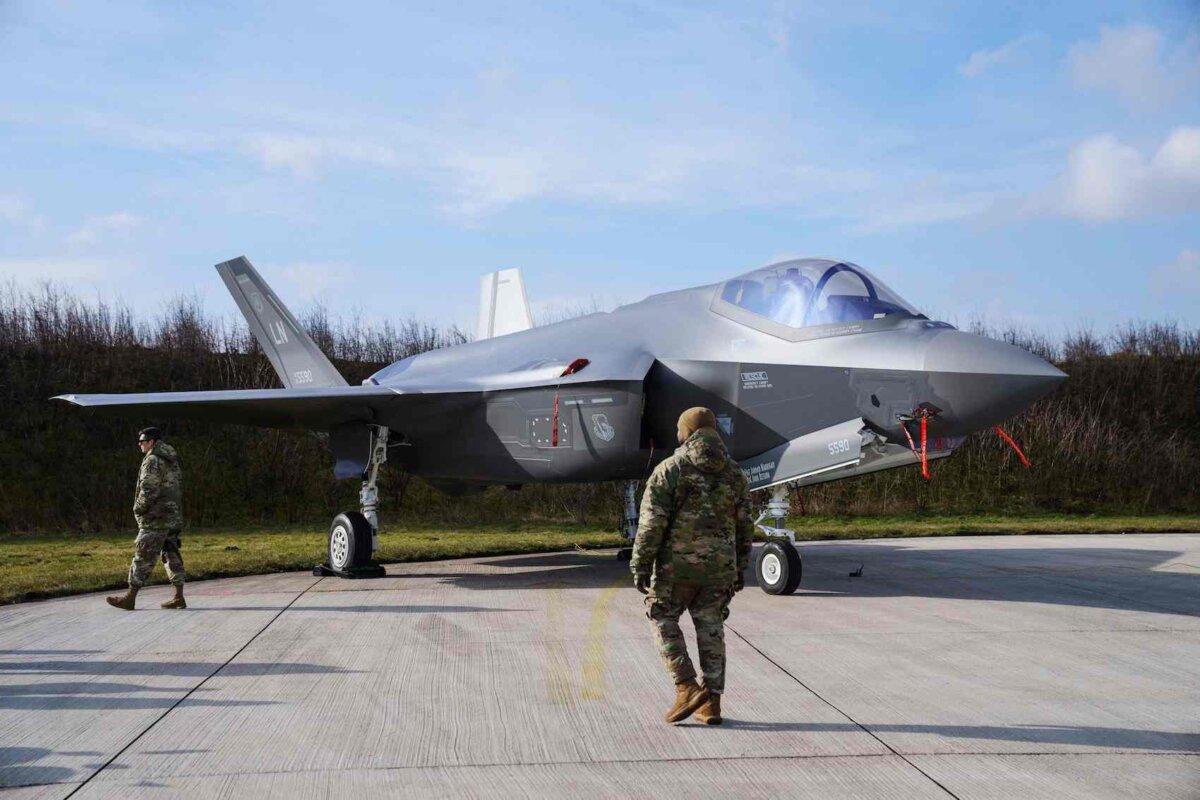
[616,479,638,561]
[314,425,389,578]
[754,484,802,594]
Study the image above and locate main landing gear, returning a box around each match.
[754,484,802,595]
[314,425,388,579]
[616,480,638,562]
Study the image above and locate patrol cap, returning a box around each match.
[138,427,162,443]
[677,407,717,442]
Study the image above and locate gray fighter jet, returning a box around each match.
[55,257,1065,593]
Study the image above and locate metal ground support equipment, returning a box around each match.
[754,483,803,595]
[314,425,389,579]
[616,479,638,561]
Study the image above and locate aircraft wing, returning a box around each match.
[52,385,402,430]
[53,255,654,436]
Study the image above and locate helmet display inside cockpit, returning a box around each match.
[718,260,920,330]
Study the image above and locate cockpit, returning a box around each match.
[711,258,924,341]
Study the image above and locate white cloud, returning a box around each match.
[266,261,359,301]
[0,194,46,232]
[1067,24,1200,109]
[0,195,28,224]
[67,211,142,246]
[75,113,221,154]
[243,133,402,178]
[959,34,1035,78]
[1149,249,1200,297]
[0,257,126,283]
[23,82,1006,232]
[1030,127,1200,221]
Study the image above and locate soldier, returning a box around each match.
[631,407,753,725]
[106,427,186,611]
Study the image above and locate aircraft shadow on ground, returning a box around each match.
[714,720,1200,753]
[791,543,1199,617]
[395,552,629,590]
[0,747,79,789]
[0,681,275,711]
[0,652,354,712]
[389,545,1199,617]
[0,656,353,678]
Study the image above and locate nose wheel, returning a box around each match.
[754,483,803,595]
[757,540,802,595]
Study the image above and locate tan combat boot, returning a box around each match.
[105,586,138,611]
[665,679,708,723]
[695,692,722,725]
[161,585,186,609]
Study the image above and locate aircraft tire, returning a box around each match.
[329,512,372,572]
[757,541,802,595]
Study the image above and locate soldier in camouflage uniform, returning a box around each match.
[106,427,187,611]
[631,407,753,725]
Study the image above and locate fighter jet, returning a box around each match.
[54,257,1065,593]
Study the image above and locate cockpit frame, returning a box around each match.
[709,258,925,343]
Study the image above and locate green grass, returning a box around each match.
[1,514,1197,605]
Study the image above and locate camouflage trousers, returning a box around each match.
[646,583,732,694]
[128,529,185,589]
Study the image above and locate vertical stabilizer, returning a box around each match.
[215,256,348,389]
[476,268,534,340]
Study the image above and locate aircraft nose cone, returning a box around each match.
[924,331,1066,435]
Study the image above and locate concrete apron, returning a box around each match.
[0,533,1197,799]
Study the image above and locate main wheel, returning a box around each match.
[757,541,802,595]
[329,512,373,572]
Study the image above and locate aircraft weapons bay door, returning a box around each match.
[484,381,647,482]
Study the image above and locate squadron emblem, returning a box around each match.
[591,413,616,442]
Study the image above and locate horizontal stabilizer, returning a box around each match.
[216,256,347,389]
[476,268,534,340]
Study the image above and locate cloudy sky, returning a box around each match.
[1,1,1197,333]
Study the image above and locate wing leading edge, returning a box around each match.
[53,385,399,430]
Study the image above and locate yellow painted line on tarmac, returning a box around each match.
[581,573,627,701]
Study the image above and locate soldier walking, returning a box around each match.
[631,407,753,724]
[106,427,187,610]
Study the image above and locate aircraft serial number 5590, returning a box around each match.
[827,438,851,455]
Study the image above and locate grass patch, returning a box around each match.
[1,514,1196,605]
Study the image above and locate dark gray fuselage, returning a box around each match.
[365,280,1063,489]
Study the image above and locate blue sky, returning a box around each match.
[1,1,1198,334]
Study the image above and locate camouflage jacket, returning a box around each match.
[630,427,753,589]
[133,442,183,531]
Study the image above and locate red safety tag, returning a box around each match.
[551,393,560,447]
[994,425,1031,468]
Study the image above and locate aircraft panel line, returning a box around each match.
[727,624,964,800]
[60,575,326,798]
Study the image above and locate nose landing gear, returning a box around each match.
[754,484,802,594]
[314,425,389,578]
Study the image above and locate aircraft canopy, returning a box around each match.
[713,259,923,338]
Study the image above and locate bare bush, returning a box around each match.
[0,284,1196,532]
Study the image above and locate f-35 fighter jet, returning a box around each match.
[55,257,1065,593]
